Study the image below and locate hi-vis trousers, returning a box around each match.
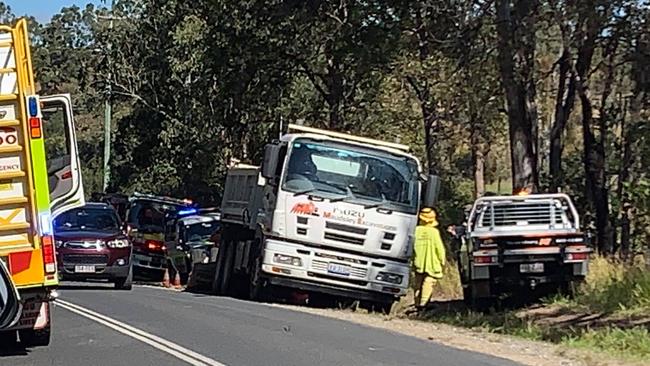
[413,272,437,307]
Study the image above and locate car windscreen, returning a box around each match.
[127,200,184,232]
[54,208,120,232]
[183,221,220,242]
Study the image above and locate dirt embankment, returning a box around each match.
[273,301,646,366]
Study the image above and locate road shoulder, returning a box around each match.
[270,304,642,366]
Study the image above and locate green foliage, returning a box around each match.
[2,0,646,252]
[565,256,650,314]
[565,327,650,361]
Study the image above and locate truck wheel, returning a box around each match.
[218,242,235,295]
[360,300,394,314]
[114,267,133,290]
[211,243,227,294]
[248,254,266,301]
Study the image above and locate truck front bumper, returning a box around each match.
[261,239,409,298]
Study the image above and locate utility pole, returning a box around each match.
[278,88,283,139]
[102,1,114,192]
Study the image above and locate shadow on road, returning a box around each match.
[0,340,31,357]
[58,281,117,291]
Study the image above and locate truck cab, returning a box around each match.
[206,124,440,312]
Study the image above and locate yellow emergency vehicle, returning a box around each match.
[0,19,84,346]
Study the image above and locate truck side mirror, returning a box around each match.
[262,143,281,179]
[0,260,20,329]
[423,174,441,207]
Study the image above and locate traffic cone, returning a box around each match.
[173,271,182,289]
[162,268,171,288]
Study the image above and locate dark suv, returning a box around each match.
[54,203,133,290]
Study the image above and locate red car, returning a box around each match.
[54,203,133,290]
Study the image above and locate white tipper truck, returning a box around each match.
[192,124,439,312]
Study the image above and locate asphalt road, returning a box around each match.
[1,283,520,366]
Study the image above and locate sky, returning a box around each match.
[5,0,106,22]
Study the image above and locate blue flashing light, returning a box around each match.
[178,208,198,216]
[28,96,38,117]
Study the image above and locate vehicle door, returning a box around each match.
[165,218,188,274]
[40,94,85,218]
[0,259,20,329]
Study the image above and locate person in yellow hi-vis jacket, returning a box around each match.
[413,207,446,310]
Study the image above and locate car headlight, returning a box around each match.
[106,239,131,248]
[375,272,403,284]
[273,254,302,267]
[55,240,64,249]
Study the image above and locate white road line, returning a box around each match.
[56,300,226,366]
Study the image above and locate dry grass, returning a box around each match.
[390,256,650,362]
[570,256,650,314]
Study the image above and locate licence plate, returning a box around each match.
[327,263,350,276]
[74,265,96,273]
[520,263,544,273]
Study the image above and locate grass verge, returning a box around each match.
[406,256,650,363]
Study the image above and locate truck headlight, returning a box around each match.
[375,272,403,284]
[107,239,131,248]
[273,254,302,267]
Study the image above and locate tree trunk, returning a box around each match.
[471,119,485,198]
[407,4,439,175]
[422,99,438,175]
[325,39,345,131]
[549,50,577,191]
[474,147,486,198]
[579,89,612,254]
[618,94,642,259]
[495,0,539,193]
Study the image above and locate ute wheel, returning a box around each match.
[114,267,133,290]
[360,300,394,314]
[219,242,235,295]
[463,283,493,312]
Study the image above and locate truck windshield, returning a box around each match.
[281,138,419,214]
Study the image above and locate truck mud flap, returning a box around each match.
[10,300,49,331]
